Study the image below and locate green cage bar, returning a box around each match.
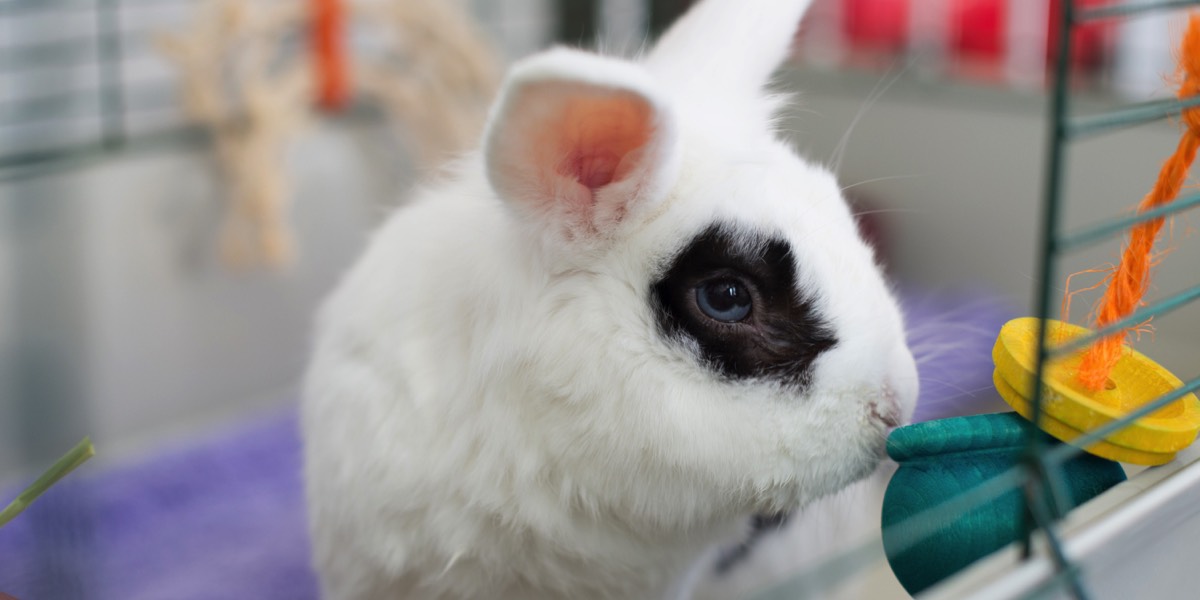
[1048,283,1200,358]
[1016,1,1200,598]
[1079,0,1200,22]
[1067,95,1200,139]
[1046,375,1200,466]
[1058,190,1200,251]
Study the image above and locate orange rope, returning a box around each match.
[313,0,348,110]
[1075,14,1200,391]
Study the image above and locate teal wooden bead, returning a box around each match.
[881,412,1126,596]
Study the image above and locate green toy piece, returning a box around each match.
[881,413,1125,595]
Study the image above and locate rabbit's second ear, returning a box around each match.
[484,49,678,240]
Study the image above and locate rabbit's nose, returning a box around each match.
[870,389,903,429]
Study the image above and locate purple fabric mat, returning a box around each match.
[0,289,1014,600]
[902,288,1017,422]
[0,413,317,600]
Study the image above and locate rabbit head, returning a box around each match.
[474,1,917,526]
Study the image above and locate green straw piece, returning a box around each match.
[0,437,95,528]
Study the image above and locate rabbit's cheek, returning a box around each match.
[884,343,920,424]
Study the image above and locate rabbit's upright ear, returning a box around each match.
[646,0,813,126]
[484,49,678,240]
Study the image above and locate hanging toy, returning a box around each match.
[993,318,1200,466]
[993,14,1200,467]
[159,0,498,270]
[882,13,1200,597]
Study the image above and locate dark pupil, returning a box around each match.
[696,280,752,323]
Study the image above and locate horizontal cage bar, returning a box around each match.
[0,39,101,71]
[0,89,99,125]
[1057,191,1200,251]
[0,124,202,179]
[0,82,176,127]
[1067,95,1200,139]
[1046,282,1200,358]
[0,32,163,72]
[0,0,188,15]
[1044,373,1200,466]
[1076,0,1200,24]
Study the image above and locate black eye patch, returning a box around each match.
[651,225,836,388]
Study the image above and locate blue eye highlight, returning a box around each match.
[695,279,752,323]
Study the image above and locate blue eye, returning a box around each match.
[695,279,752,323]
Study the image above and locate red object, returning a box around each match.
[950,0,1005,60]
[313,0,349,110]
[843,0,910,51]
[1047,0,1112,71]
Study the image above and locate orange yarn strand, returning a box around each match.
[1075,15,1200,392]
[313,0,349,110]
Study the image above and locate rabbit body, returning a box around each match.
[302,1,918,598]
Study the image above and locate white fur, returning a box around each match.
[691,465,909,600]
[301,1,918,598]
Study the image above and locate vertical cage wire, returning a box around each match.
[94,0,126,148]
[756,3,1200,599]
[1021,0,1200,598]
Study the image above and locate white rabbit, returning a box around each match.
[301,0,918,598]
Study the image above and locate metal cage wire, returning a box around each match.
[755,1,1200,599]
[1023,1,1200,595]
[0,0,203,180]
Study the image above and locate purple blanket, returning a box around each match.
[0,290,1014,599]
[0,414,317,600]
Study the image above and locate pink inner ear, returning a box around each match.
[552,95,654,191]
[568,151,621,190]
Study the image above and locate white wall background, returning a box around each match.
[0,119,389,477]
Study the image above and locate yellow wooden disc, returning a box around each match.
[994,372,1177,466]
[993,317,1200,465]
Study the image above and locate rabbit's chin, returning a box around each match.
[727,427,891,519]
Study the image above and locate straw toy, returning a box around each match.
[159,0,498,269]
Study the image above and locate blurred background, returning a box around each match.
[1,0,1199,598]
